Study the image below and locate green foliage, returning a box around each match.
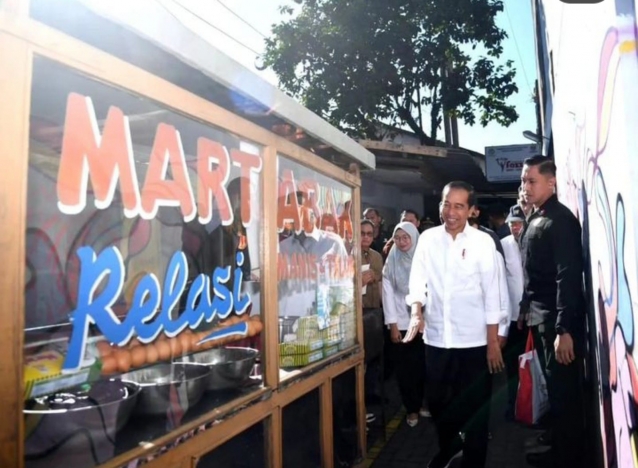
[264,0,519,144]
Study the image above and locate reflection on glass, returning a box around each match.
[276,157,357,373]
[24,57,264,468]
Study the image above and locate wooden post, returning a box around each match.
[266,408,283,468]
[351,184,366,459]
[0,32,31,468]
[320,380,334,468]
[355,363,367,459]
[262,146,280,389]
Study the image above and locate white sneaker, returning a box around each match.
[419,408,432,418]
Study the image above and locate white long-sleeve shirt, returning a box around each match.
[406,223,508,348]
[501,235,524,322]
[382,277,411,330]
[495,250,512,337]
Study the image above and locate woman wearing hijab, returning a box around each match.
[382,221,428,427]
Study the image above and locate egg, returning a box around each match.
[128,338,141,349]
[156,340,172,361]
[178,333,191,356]
[114,349,132,373]
[101,355,117,375]
[168,338,182,357]
[190,333,201,352]
[145,344,159,364]
[96,341,113,358]
[130,346,146,368]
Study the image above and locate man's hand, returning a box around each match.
[389,324,402,344]
[555,332,575,365]
[487,341,505,374]
[517,314,526,330]
[362,270,374,286]
[403,305,424,343]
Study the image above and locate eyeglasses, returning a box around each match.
[394,235,410,243]
[361,231,374,237]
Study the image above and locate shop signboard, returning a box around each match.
[485,144,539,182]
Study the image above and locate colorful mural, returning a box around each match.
[540,1,638,466]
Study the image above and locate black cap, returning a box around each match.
[506,204,525,223]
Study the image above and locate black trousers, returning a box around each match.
[503,321,528,414]
[425,345,492,468]
[393,331,425,414]
[363,308,384,401]
[531,324,585,468]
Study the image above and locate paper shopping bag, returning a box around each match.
[515,329,549,425]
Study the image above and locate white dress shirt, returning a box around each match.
[406,223,507,348]
[382,277,411,330]
[495,250,512,337]
[501,235,524,322]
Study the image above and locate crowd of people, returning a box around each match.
[360,155,586,468]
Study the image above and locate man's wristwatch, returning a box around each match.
[556,326,568,336]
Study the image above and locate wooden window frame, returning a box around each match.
[0,5,367,468]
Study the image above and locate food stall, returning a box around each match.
[0,0,375,466]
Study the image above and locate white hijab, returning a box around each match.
[383,222,419,296]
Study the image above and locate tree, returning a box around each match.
[264,0,519,145]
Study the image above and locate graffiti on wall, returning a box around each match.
[547,1,638,466]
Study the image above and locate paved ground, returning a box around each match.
[364,372,545,468]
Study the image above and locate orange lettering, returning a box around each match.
[231,149,262,226]
[324,187,337,220]
[197,138,232,225]
[277,169,301,230]
[140,123,195,220]
[57,93,140,216]
[339,201,353,240]
[298,178,321,225]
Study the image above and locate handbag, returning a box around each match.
[515,329,549,425]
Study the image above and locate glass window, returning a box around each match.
[196,420,266,468]
[332,369,361,466]
[24,56,264,468]
[277,156,357,378]
[282,390,321,468]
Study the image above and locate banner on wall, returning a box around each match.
[485,144,539,182]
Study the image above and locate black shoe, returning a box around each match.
[526,450,553,467]
[427,449,463,468]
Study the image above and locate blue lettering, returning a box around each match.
[124,274,161,343]
[64,246,125,372]
[160,252,189,336]
[180,274,210,330]
[233,252,250,315]
[63,245,253,372]
[210,266,234,320]
[198,321,248,345]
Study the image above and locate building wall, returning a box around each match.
[539,1,638,466]
[532,0,554,155]
[360,175,424,228]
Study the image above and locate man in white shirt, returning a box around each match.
[501,205,527,420]
[404,181,506,468]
